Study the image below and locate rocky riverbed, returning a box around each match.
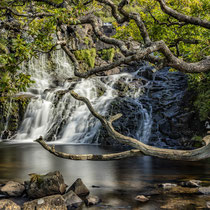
[2,170,210,209]
[1,144,210,209]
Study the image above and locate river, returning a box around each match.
[1,142,210,209]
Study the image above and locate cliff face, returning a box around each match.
[0,97,30,139]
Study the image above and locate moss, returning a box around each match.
[74,48,96,68]
[96,87,105,97]
[99,48,116,62]
[84,36,91,46]
[191,135,204,148]
[188,72,210,121]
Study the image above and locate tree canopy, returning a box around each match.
[0,0,210,160]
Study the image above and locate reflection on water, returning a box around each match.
[1,143,210,209]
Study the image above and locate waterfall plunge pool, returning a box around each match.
[0,142,210,209]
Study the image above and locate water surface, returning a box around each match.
[0,143,210,209]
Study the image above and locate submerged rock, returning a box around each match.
[135,195,149,202]
[67,178,89,197]
[160,183,177,190]
[199,186,210,195]
[63,190,83,209]
[206,201,210,209]
[26,171,67,199]
[180,180,201,188]
[85,195,101,206]
[0,199,21,210]
[1,181,25,197]
[23,194,66,210]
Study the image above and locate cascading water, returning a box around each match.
[13,50,152,144]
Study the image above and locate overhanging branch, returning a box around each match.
[156,0,210,29]
[36,91,210,161]
[35,137,142,160]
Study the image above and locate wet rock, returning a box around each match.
[199,186,210,194]
[160,183,177,190]
[160,198,197,209]
[23,194,67,210]
[85,195,101,206]
[165,186,199,194]
[0,199,21,210]
[63,190,83,209]
[1,181,25,197]
[67,178,89,197]
[26,171,67,199]
[135,195,149,202]
[180,180,201,188]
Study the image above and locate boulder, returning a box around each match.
[85,195,101,206]
[199,186,210,194]
[180,180,201,188]
[67,178,89,197]
[63,190,83,209]
[207,201,210,209]
[23,194,67,210]
[26,171,67,199]
[1,181,25,197]
[0,199,21,210]
[160,183,177,190]
[135,195,149,202]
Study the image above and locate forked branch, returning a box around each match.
[36,91,210,161]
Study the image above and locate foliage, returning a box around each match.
[0,71,34,97]
[74,48,97,68]
[188,72,210,121]
[0,0,87,98]
[0,0,209,121]
[99,48,116,62]
[111,0,210,62]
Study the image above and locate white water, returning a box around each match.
[10,50,152,144]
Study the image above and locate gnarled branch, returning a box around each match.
[156,0,210,29]
[36,91,210,161]
[35,137,142,160]
[70,91,210,161]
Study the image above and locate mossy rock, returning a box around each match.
[99,48,116,62]
[74,48,96,68]
[0,97,30,137]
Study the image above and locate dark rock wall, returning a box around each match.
[0,98,30,139]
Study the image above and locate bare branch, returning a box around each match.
[70,41,164,78]
[69,91,210,161]
[149,10,188,27]
[159,41,210,73]
[157,0,210,29]
[76,14,131,56]
[35,137,142,160]
[117,0,152,45]
[97,0,127,24]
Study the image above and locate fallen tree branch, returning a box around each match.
[36,91,210,161]
[35,137,142,160]
[70,91,210,161]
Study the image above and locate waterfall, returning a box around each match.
[12,50,152,144]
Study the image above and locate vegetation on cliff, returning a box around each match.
[0,0,209,159]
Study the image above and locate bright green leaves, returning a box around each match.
[188,72,210,121]
[74,48,97,68]
[99,48,116,62]
[0,71,34,97]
